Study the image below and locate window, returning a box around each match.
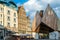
[7,16,10,21]
[14,18,16,22]
[14,24,16,27]
[1,14,2,17]
[14,13,16,17]
[7,10,10,15]
[0,21,2,24]
[51,11,53,15]
[1,21,2,24]
[1,8,3,11]
[0,14,2,18]
[48,11,50,15]
[7,22,10,26]
[0,8,4,12]
[48,11,53,15]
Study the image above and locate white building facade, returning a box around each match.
[0,1,18,33]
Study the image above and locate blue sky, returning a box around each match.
[13,0,28,6]
[13,0,60,21]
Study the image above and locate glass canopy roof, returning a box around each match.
[0,0,17,10]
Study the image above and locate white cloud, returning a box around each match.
[53,7,60,18]
[41,0,60,4]
[17,3,22,6]
[23,0,60,20]
[41,0,53,3]
[24,0,44,20]
[25,9,29,12]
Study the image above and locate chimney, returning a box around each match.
[40,10,43,18]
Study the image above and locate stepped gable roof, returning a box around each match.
[44,4,58,18]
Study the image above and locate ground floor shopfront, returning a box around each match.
[32,22,54,39]
[0,29,15,40]
[0,25,16,40]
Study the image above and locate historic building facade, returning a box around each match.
[0,0,18,33]
[18,6,31,34]
[32,4,58,33]
[57,19,60,31]
[18,6,30,34]
[42,4,58,30]
[32,4,58,39]
[26,16,31,34]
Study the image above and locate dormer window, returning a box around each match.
[48,11,53,15]
[48,11,50,15]
[51,11,53,15]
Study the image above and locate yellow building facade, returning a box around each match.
[18,6,27,34]
[18,6,31,34]
[26,17,31,34]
